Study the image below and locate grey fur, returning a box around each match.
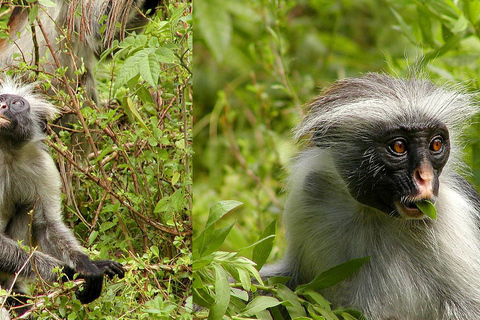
[261,74,480,320]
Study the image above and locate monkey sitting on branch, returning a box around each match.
[261,74,480,320]
[0,77,124,318]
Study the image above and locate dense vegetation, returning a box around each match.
[194,0,480,319]
[0,1,192,319]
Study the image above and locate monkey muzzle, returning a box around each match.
[394,199,434,219]
[0,114,11,126]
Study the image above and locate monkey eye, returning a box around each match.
[389,139,407,155]
[430,136,444,153]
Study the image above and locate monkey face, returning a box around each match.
[338,122,450,219]
[0,94,33,143]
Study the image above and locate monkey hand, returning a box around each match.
[92,259,125,280]
[72,259,104,304]
[61,259,124,304]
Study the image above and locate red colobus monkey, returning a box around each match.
[261,74,480,320]
[0,78,124,318]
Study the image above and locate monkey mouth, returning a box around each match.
[0,115,10,126]
[394,199,429,219]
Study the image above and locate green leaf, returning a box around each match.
[155,47,177,64]
[417,5,435,46]
[154,197,170,214]
[199,223,235,257]
[193,288,215,309]
[194,201,241,258]
[231,288,249,302]
[463,0,480,24]
[28,5,38,24]
[336,308,367,320]
[88,231,99,246]
[451,14,469,33]
[339,312,358,320]
[416,200,437,220]
[390,8,418,44]
[302,291,331,311]
[239,296,282,317]
[115,54,142,90]
[237,268,253,291]
[205,200,243,229]
[309,304,340,320]
[139,52,161,88]
[414,33,462,69]
[296,257,370,293]
[265,276,290,286]
[150,246,159,257]
[172,172,181,185]
[208,265,230,320]
[123,97,152,136]
[170,189,185,211]
[276,284,306,318]
[252,219,277,270]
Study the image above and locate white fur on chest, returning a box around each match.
[283,149,480,319]
[0,146,60,227]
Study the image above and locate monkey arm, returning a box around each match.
[34,220,124,276]
[33,207,124,303]
[0,233,64,282]
[34,220,113,304]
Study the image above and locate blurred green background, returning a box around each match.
[193,0,480,261]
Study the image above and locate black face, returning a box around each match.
[0,94,34,144]
[337,122,450,219]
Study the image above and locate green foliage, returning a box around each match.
[0,1,192,318]
[193,201,367,319]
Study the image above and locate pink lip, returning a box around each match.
[394,200,424,219]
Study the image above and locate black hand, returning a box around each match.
[92,259,125,279]
[72,259,104,304]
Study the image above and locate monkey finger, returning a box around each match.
[76,276,103,304]
[105,264,125,279]
[103,266,123,279]
[92,260,125,279]
[109,262,125,278]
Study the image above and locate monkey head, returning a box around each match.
[0,94,36,144]
[333,121,451,219]
[301,74,472,220]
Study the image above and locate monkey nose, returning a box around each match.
[414,164,434,198]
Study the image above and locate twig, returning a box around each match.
[45,136,191,237]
